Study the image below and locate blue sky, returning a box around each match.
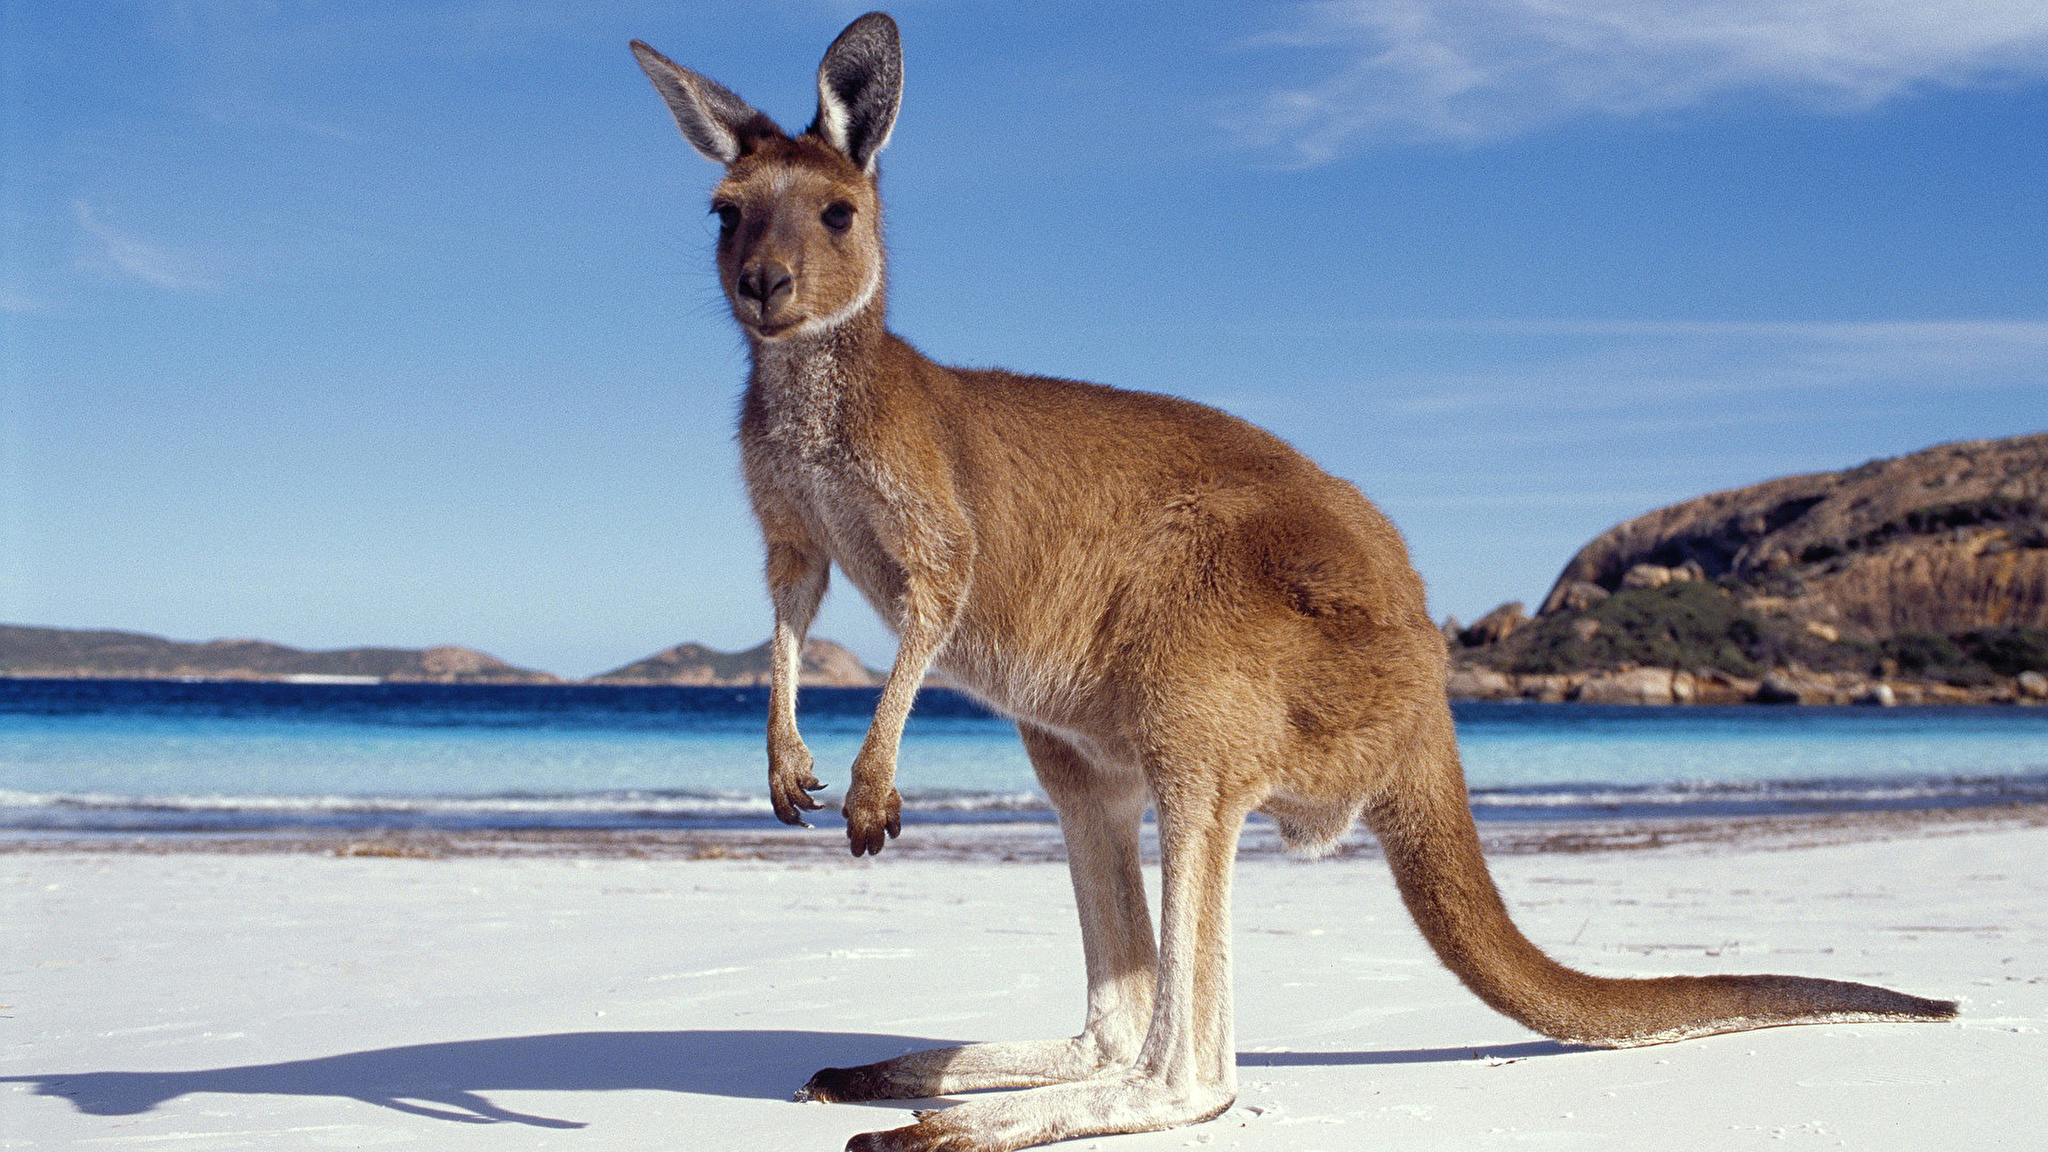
[3,1,2044,678]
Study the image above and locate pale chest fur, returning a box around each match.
[747,349,853,470]
[742,350,912,628]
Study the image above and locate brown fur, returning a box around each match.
[633,15,1956,1151]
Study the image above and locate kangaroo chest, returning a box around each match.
[744,360,914,628]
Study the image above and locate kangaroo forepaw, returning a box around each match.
[768,744,826,827]
[842,780,902,857]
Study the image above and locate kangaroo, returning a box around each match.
[631,13,1957,1151]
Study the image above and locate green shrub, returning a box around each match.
[1958,627,2048,677]
[1507,582,1767,676]
[1492,578,2048,685]
[1882,630,1969,677]
[1878,627,2048,685]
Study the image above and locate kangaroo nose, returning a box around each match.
[737,261,794,314]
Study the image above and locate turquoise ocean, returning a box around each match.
[2,679,2045,837]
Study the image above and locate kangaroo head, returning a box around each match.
[633,13,902,342]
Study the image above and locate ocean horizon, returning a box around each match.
[3,678,2045,838]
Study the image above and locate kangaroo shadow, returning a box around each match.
[3,1032,1584,1130]
[0,1029,963,1130]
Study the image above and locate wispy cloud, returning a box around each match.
[1361,318,2048,343]
[1359,316,2048,419]
[153,0,645,64]
[1234,0,2048,161]
[199,95,360,142]
[72,202,220,292]
[0,286,47,313]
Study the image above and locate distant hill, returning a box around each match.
[591,638,883,687]
[1448,432,2048,704]
[0,624,559,684]
[1536,431,2048,634]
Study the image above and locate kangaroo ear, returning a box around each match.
[811,12,902,174]
[632,40,783,165]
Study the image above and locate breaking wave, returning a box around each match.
[0,786,1056,835]
[4,772,2042,836]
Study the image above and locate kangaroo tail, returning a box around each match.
[1363,707,1957,1048]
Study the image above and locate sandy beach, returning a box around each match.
[5,807,2044,1150]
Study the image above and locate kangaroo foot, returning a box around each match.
[841,1075,1234,1152]
[797,1063,900,1104]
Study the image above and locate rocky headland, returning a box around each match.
[0,625,890,689]
[1444,432,2048,705]
[0,624,558,684]
[588,638,883,687]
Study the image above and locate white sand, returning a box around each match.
[4,824,2043,1150]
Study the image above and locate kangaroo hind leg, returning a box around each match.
[800,724,1158,1103]
[843,752,1251,1151]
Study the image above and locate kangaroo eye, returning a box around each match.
[821,202,854,233]
[712,203,741,235]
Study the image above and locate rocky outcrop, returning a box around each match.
[591,638,883,687]
[1449,432,2048,704]
[0,624,558,683]
[1572,666,1684,706]
[1536,432,2048,639]
[1458,602,1528,647]
[2021,670,2048,700]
